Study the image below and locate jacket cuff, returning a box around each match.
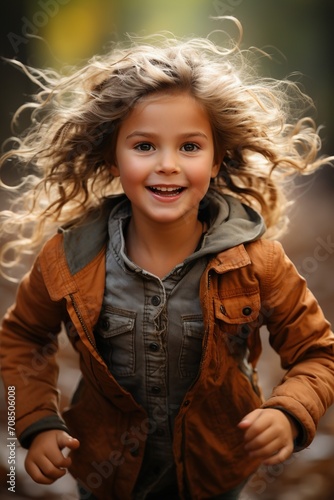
[19,415,69,449]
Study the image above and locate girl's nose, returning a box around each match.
[156,149,181,174]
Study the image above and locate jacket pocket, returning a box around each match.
[214,291,260,324]
[179,314,204,378]
[213,291,261,355]
[95,305,136,376]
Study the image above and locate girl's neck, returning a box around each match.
[125,215,205,279]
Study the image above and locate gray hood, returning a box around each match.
[185,189,266,263]
[61,190,266,275]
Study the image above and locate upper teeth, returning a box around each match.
[151,186,180,192]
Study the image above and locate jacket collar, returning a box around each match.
[207,244,252,274]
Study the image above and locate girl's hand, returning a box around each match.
[238,408,298,465]
[25,430,80,484]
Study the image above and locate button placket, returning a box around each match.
[104,212,174,469]
[144,278,169,453]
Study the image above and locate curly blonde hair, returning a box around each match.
[0,19,331,279]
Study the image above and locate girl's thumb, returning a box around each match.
[238,418,251,429]
[58,432,80,450]
[238,408,262,429]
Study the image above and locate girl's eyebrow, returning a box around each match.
[125,131,209,140]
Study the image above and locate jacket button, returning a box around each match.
[241,325,250,336]
[242,307,252,316]
[183,400,190,406]
[149,342,159,352]
[130,448,139,457]
[151,386,161,394]
[151,295,161,306]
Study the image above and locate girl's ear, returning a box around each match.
[211,149,225,179]
[110,163,120,177]
[211,162,220,179]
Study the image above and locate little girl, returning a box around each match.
[1,20,334,500]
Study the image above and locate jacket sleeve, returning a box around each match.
[0,254,69,447]
[258,240,334,449]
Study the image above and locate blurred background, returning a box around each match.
[0,1,333,498]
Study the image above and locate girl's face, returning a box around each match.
[111,92,219,227]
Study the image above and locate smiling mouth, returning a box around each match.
[147,186,185,196]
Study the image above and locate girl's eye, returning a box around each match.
[135,143,154,152]
[181,143,199,152]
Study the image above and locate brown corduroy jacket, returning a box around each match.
[1,212,334,499]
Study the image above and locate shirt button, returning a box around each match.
[156,428,165,436]
[149,342,160,352]
[151,386,161,394]
[151,295,161,306]
[101,318,110,330]
[242,306,253,316]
